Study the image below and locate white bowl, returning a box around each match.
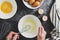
[22,0,44,9]
[0,0,17,19]
[18,15,42,38]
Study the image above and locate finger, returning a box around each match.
[9,31,18,38]
[6,35,11,40]
[13,34,19,40]
[40,27,42,35]
[10,31,18,35]
[37,33,40,40]
[41,27,44,33]
[37,27,40,39]
[40,27,41,35]
[42,27,46,33]
[41,27,43,33]
[38,27,40,35]
[37,36,40,40]
[37,27,40,40]
[41,27,46,35]
[44,30,46,35]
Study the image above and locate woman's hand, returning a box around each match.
[37,26,46,40]
[6,31,19,40]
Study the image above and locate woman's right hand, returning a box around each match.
[37,26,46,40]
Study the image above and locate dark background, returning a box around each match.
[0,0,55,40]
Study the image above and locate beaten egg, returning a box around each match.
[1,1,12,14]
[0,4,1,10]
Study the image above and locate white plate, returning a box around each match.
[0,0,17,19]
[22,0,44,9]
[18,15,42,38]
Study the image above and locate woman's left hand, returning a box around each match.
[6,31,19,40]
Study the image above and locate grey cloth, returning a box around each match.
[46,3,60,40]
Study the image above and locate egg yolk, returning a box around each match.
[0,5,1,9]
[1,1,12,14]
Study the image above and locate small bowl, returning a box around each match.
[22,0,44,9]
[18,15,42,38]
[0,0,17,19]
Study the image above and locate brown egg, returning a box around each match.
[32,1,40,7]
[36,0,42,2]
[29,0,35,4]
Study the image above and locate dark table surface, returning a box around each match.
[0,0,55,40]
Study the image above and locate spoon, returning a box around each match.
[20,25,31,33]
